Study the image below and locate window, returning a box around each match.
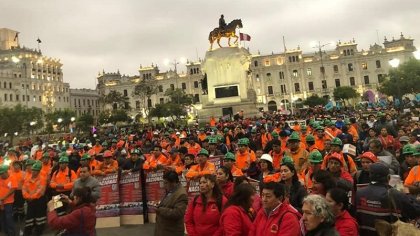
[335,79,341,87]
[59,97,61,102]
[350,77,355,86]
[376,60,381,68]
[123,89,128,96]
[306,68,312,76]
[215,86,239,98]
[194,81,199,88]
[39,96,41,102]
[158,85,163,92]
[147,99,152,108]
[320,66,325,74]
[254,61,258,67]
[160,98,164,104]
[135,101,140,109]
[194,94,200,103]
[3,82,6,88]
[26,95,29,101]
[9,82,12,89]
[364,75,370,84]
[23,95,25,101]
[292,70,298,78]
[182,83,186,90]
[322,80,327,89]
[170,84,175,90]
[294,83,300,92]
[83,99,85,106]
[280,84,287,94]
[124,102,129,109]
[4,94,7,101]
[362,63,368,70]
[33,96,36,102]
[268,86,273,95]
[333,65,339,73]
[265,60,270,66]
[10,94,12,101]
[378,74,385,83]
[308,82,314,91]
[16,95,19,101]
[348,63,353,71]
[279,71,285,80]
[256,74,259,81]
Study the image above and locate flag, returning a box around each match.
[14,33,19,41]
[240,33,251,41]
[36,38,42,43]
[91,126,97,134]
[324,101,334,111]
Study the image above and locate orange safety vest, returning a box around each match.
[50,167,77,192]
[185,162,216,179]
[235,149,256,170]
[22,174,47,200]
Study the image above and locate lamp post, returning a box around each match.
[389,58,401,106]
[164,57,186,89]
[312,41,331,90]
[57,118,63,132]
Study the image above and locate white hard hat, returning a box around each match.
[260,154,273,164]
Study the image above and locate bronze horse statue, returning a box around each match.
[208,19,243,50]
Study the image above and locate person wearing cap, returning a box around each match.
[143,145,168,171]
[93,150,119,176]
[305,134,318,153]
[321,138,357,175]
[39,152,52,180]
[223,152,243,177]
[0,164,18,236]
[50,155,77,203]
[262,131,278,153]
[302,150,323,191]
[258,154,274,184]
[259,126,272,150]
[368,139,400,175]
[208,138,223,156]
[121,149,144,173]
[185,137,201,156]
[355,151,378,189]
[325,120,342,138]
[9,160,24,221]
[165,148,184,174]
[235,138,256,173]
[404,145,420,195]
[399,144,417,181]
[71,165,100,203]
[185,149,216,180]
[198,128,207,143]
[33,144,44,161]
[284,132,309,174]
[397,135,410,161]
[324,152,353,191]
[356,162,420,236]
[24,159,36,181]
[22,161,47,236]
[268,139,283,172]
[314,126,330,153]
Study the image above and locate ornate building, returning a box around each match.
[0,28,70,112]
[69,88,101,117]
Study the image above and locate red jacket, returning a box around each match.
[335,210,359,236]
[220,181,234,199]
[251,203,302,236]
[220,205,254,236]
[48,204,96,236]
[185,195,227,236]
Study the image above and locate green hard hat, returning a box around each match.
[238,138,249,146]
[271,131,279,138]
[224,128,229,133]
[208,138,218,144]
[315,125,324,131]
[0,165,8,174]
[59,156,69,163]
[309,120,315,126]
[331,137,343,146]
[130,149,141,155]
[80,154,91,161]
[217,135,224,142]
[288,132,300,141]
[31,161,42,171]
[309,151,323,163]
[60,147,67,152]
[112,139,118,143]
[402,144,415,155]
[42,152,50,159]
[344,119,351,125]
[251,128,257,133]
[102,141,108,146]
[305,135,315,142]
[197,149,209,157]
[301,125,307,131]
[25,159,36,166]
[224,152,236,161]
[281,156,294,165]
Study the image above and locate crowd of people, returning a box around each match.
[0,103,419,236]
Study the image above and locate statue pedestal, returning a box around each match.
[198,47,259,121]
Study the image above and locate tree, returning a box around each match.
[76,114,94,133]
[333,86,359,105]
[44,109,77,132]
[101,90,131,110]
[379,58,420,100]
[149,104,167,120]
[133,79,158,122]
[0,105,43,142]
[164,88,193,106]
[304,95,328,107]
[108,109,130,123]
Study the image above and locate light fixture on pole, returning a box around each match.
[389,58,400,68]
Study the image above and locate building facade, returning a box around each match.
[0,28,70,112]
[98,34,417,116]
[69,88,101,117]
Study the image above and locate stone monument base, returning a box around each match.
[197,98,259,122]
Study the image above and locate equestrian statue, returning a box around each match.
[208,15,243,50]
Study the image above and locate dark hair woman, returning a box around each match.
[184,174,227,236]
[326,188,358,236]
[311,170,337,196]
[280,162,307,213]
[47,187,96,236]
[216,166,234,199]
[220,183,255,235]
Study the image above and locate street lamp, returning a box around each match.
[70,117,76,122]
[389,58,400,68]
[413,51,420,60]
[57,118,63,123]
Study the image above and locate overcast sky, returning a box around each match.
[1,0,419,89]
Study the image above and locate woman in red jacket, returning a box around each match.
[251,182,302,236]
[326,188,358,236]
[220,183,255,236]
[47,187,96,236]
[216,166,234,199]
[185,174,227,236]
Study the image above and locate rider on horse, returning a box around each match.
[219,14,226,33]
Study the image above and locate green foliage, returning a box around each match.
[333,86,359,105]
[101,90,131,110]
[97,111,111,125]
[133,79,158,118]
[149,104,167,119]
[379,58,420,99]
[304,95,328,107]
[0,105,44,136]
[164,88,193,105]
[108,109,129,123]
[76,114,94,132]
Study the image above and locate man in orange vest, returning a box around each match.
[223,152,243,177]
[0,164,18,236]
[186,149,216,179]
[269,140,283,172]
[93,150,118,176]
[235,138,256,173]
[284,132,309,174]
[22,161,47,236]
[50,155,77,215]
[143,146,168,171]
[301,150,323,191]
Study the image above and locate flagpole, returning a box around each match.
[282,36,294,115]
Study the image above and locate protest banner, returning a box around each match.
[119,171,144,225]
[95,173,120,228]
[145,170,166,223]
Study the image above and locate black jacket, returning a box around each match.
[306,223,339,236]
